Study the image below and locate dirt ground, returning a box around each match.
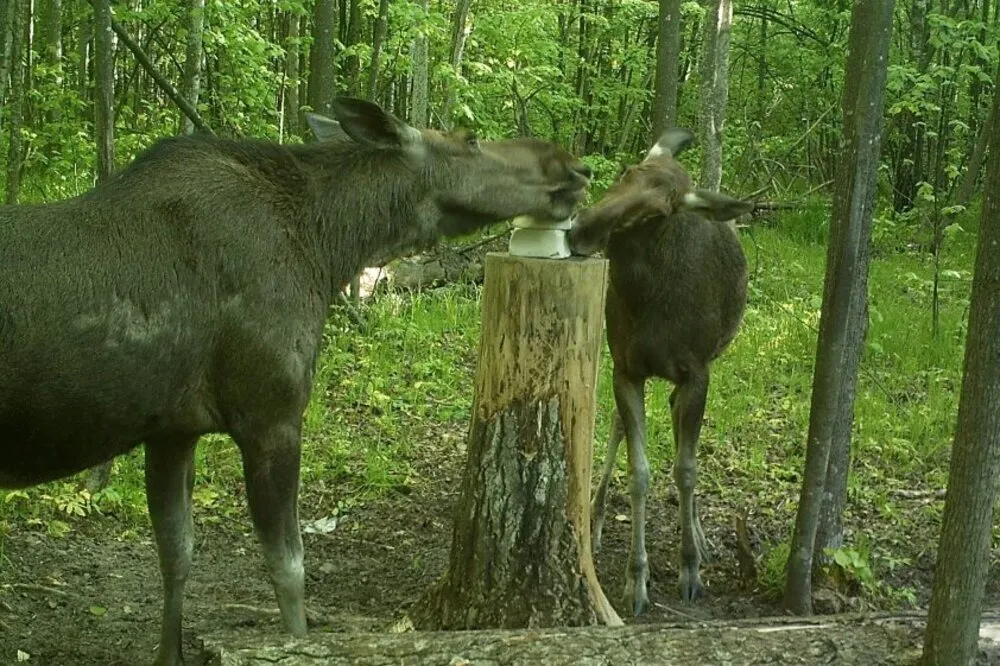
[0,441,996,666]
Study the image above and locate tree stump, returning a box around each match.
[418,252,621,629]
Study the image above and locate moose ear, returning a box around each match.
[305,113,351,143]
[644,128,695,161]
[681,189,755,221]
[330,97,423,150]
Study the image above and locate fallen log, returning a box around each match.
[200,612,1000,666]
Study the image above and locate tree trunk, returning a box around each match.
[697,0,732,191]
[5,0,26,204]
[922,67,1000,666]
[956,58,1000,206]
[283,10,301,139]
[181,0,205,135]
[367,0,389,101]
[417,253,620,630]
[0,0,12,103]
[783,0,894,616]
[307,0,337,119]
[409,0,429,128]
[342,0,361,95]
[77,6,91,99]
[93,0,114,181]
[651,0,681,141]
[440,0,473,129]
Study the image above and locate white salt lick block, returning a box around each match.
[508,227,571,259]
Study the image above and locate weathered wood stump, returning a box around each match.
[417,252,620,629]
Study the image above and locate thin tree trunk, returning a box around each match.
[956,58,1000,206]
[367,0,389,101]
[697,0,732,191]
[181,0,205,135]
[307,0,337,119]
[5,0,25,204]
[283,10,301,138]
[783,0,894,616]
[441,0,473,128]
[77,6,91,98]
[651,0,681,140]
[409,0,429,128]
[922,57,1000,666]
[343,0,362,95]
[0,0,16,105]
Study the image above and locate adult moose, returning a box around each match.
[569,129,753,615]
[0,97,591,665]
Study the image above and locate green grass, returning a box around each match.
[0,208,978,604]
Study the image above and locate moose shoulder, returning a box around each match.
[0,97,591,666]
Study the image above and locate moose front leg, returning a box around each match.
[613,370,651,616]
[670,370,711,601]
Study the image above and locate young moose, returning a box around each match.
[0,97,591,666]
[569,129,754,615]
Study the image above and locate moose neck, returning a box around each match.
[291,142,443,298]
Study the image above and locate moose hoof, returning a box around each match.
[624,569,650,616]
[678,569,704,602]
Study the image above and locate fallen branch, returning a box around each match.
[889,488,947,500]
[199,611,1000,666]
[85,0,211,133]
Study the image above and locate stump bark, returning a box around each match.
[418,252,620,629]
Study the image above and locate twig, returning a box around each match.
[455,227,511,255]
[11,583,72,597]
[651,602,700,621]
[889,488,946,500]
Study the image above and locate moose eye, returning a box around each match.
[465,133,479,151]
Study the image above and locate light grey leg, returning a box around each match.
[614,370,650,617]
[145,437,198,666]
[236,423,308,637]
[592,412,625,555]
[671,369,710,601]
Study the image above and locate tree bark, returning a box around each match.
[440,0,473,128]
[181,0,205,135]
[651,0,681,141]
[417,253,620,631]
[342,0,362,95]
[5,0,25,204]
[409,0,430,128]
[283,10,301,139]
[307,0,337,119]
[697,0,732,191]
[956,58,1000,206]
[93,0,114,181]
[783,0,894,616]
[0,0,12,103]
[922,66,1000,666]
[367,0,389,101]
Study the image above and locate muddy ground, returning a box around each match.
[1,439,997,666]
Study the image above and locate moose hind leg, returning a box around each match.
[592,412,625,555]
[614,370,650,616]
[144,437,198,666]
[236,423,308,637]
[671,370,710,601]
